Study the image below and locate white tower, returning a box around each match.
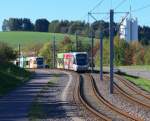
[120,17,138,42]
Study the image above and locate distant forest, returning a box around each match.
[2,18,150,45]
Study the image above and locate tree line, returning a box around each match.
[2,18,150,45]
[95,36,150,67]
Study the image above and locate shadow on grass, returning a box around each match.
[116,71,139,79]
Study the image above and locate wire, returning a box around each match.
[114,0,127,10]
[117,12,129,31]
[132,4,150,12]
[89,0,105,12]
[80,13,88,20]
[89,13,98,21]
[101,14,110,21]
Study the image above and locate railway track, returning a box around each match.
[56,69,109,120]
[54,69,147,120]
[115,75,150,100]
[72,71,111,121]
[104,75,150,109]
[114,82,150,109]
[88,74,143,121]
[107,75,150,109]
[79,73,144,121]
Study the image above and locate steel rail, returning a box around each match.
[90,74,144,121]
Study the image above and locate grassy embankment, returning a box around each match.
[0,62,31,96]
[124,75,150,92]
[117,66,150,92]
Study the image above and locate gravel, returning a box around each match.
[31,70,97,121]
[92,73,150,121]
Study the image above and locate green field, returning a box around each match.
[0,31,89,49]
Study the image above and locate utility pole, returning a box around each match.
[75,32,78,52]
[18,44,21,67]
[53,35,56,69]
[91,31,94,72]
[53,22,56,69]
[109,9,114,94]
[100,32,103,81]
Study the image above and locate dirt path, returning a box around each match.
[0,69,55,121]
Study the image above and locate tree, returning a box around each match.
[114,35,128,65]
[59,20,69,33]
[22,18,34,31]
[58,36,74,52]
[35,19,49,32]
[2,19,10,31]
[144,47,150,64]
[23,43,43,56]
[39,42,53,67]
[2,18,34,31]
[130,41,144,65]
[0,42,17,62]
[49,20,61,33]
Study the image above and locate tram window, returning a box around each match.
[73,58,76,64]
[76,54,88,65]
[26,61,29,65]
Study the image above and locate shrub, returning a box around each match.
[0,42,17,62]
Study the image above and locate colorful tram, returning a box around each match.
[57,52,89,71]
[14,56,44,68]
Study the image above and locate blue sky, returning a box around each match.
[0,0,150,31]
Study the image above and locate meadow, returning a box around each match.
[0,31,89,49]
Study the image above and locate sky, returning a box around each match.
[0,0,150,31]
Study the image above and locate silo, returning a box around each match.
[119,17,138,42]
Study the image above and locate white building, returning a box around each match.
[120,17,138,42]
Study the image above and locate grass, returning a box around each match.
[124,75,150,92]
[0,62,31,96]
[0,31,89,49]
[29,98,47,121]
[29,78,57,121]
[117,71,150,92]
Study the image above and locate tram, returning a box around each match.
[14,56,44,68]
[57,52,89,71]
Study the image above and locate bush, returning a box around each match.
[0,62,31,96]
[144,47,150,64]
[39,42,53,67]
[0,42,17,62]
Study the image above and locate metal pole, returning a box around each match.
[18,44,21,67]
[53,35,56,68]
[91,31,94,72]
[109,9,114,94]
[100,32,103,81]
[76,32,78,52]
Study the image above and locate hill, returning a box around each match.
[0,31,89,49]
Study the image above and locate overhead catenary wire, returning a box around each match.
[132,4,150,12]
[89,0,105,13]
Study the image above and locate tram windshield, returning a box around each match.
[36,57,44,65]
[76,54,88,65]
